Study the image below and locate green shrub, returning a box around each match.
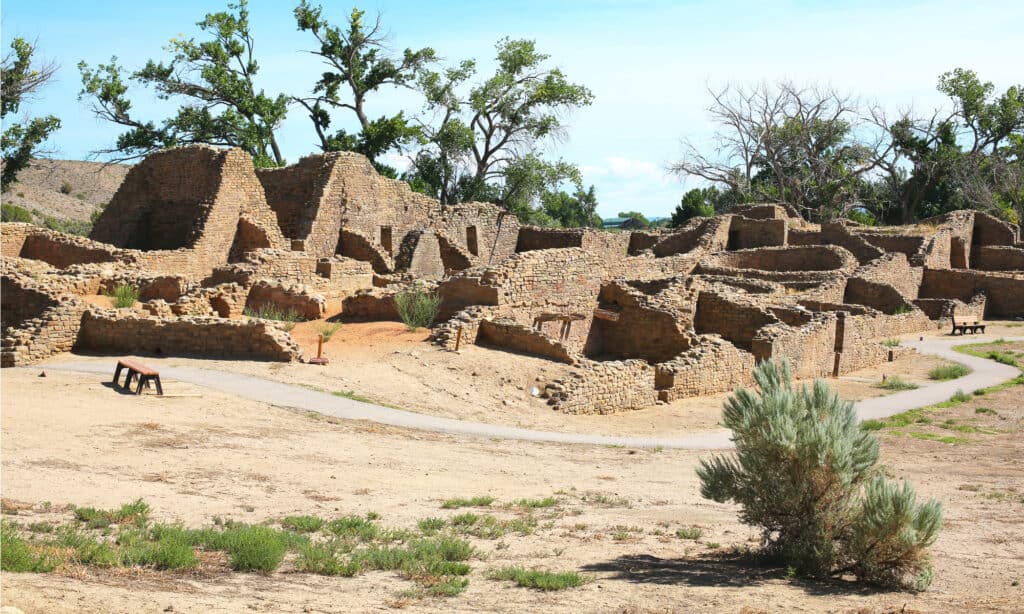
[697,360,943,590]
[394,285,441,330]
[882,338,901,348]
[676,526,703,540]
[42,215,92,236]
[118,527,199,570]
[893,305,913,315]
[928,364,970,381]
[488,566,586,591]
[73,498,149,528]
[417,517,447,535]
[512,497,558,509]
[219,525,288,572]
[281,515,324,533]
[59,181,73,194]
[108,284,139,309]
[441,495,494,509]
[1,203,32,222]
[295,541,359,576]
[326,516,379,541]
[1,521,59,572]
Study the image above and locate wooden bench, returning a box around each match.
[112,359,163,395]
[951,314,986,336]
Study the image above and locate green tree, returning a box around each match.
[1,38,61,189]
[670,186,745,226]
[78,0,289,166]
[540,185,601,228]
[698,360,943,589]
[293,3,436,176]
[407,38,593,211]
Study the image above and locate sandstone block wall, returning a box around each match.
[544,360,657,414]
[919,269,1024,317]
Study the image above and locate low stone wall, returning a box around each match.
[973,246,1024,271]
[729,215,787,249]
[1,299,89,367]
[843,277,916,314]
[475,319,578,364]
[76,310,301,361]
[752,316,838,378]
[543,360,657,414]
[655,335,755,401]
[246,280,326,320]
[919,269,1024,317]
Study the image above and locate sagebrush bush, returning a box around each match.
[394,285,441,330]
[697,360,943,590]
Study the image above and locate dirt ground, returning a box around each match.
[1,322,1022,612]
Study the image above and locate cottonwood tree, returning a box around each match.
[293,2,436,176]
[406,38,594,218]
[671,82,882,222]
[1,38,61,189]
[78,0,289,166]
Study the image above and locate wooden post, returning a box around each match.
[454,325,463,351]
[317,334,324,359]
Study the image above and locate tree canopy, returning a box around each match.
[1,38,61,189]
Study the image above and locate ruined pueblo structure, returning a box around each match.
[3,145,1024,415]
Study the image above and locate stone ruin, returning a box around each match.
[3,145,1024,415]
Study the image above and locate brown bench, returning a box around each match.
[112,359,163,395]
[951,314,986,336]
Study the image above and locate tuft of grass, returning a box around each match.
[975,407,998,415]
[319,322,343,341]
[676,526,704,540]
[295,541,360,576]
[488,566,587,591]
[325,516,379,542]
[73,499,150,529]
[929,364,971,381]
[243,304,303,323]
[907,432,968,445]
[875,376,918,391]
[441,496,495,509]
[511,497,558,509]
[118,527,199,570]
[59,181,73,194]
[417,517,447,535]
[579,492,631,508]
[882,338,901,347]
[28,522,55,534]
[892,304,913,315]
[281,515,324,533]
[107,284,139,309]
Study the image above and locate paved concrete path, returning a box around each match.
[39,335,1021,450]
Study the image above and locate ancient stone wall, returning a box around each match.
[693,292,778,350]
[919,269,1024,317]
[973,246,1024,271]
[655,334,755,401]
[728,215,787,249]
[475,319,579,364]
[76,310,301,361]
[245,280,326,320]
[544,360,657,414]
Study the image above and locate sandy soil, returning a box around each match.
[1,358,1022,613]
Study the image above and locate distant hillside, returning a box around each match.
[2,159,130,232]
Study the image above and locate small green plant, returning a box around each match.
[698,360,943,590]
[319,322,342,341]
[243,304,302,323]
[59,180,73,194]
[511,497,558,509]
[280,515,324,533]
[295,541,359,576]
[882,338,901,348]
[488,566,587,591]
[947,390,972,404]
[893,304,913,315]
[108,284,139,309]
[975,407,997,415]
[417,517,447,535]
[676,526,703,540]
[441,496,494,509]
[394,284,442,330]
[73,498,150,528]
[218,525,289,572]
[929,364,971,381]
[875,376,918,391]
[705,541,722,549]
[326,516,379,541]
[1,521,59,572]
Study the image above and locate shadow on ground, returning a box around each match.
[581,552,884,597]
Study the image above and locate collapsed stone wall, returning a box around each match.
[655,334,755,401]
[475,319,578,364]
[919,269,1024,317]
[544,360,657,414]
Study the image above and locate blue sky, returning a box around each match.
[3,0,1022,218]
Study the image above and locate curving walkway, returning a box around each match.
[38,336,1021,450]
